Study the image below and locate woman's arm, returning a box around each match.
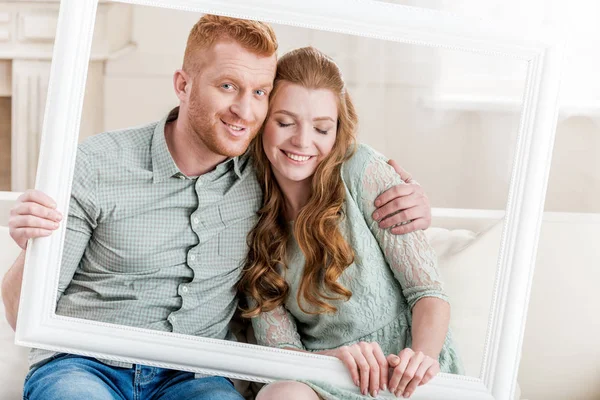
[250,304,388,396]
[355,149,450,310]
[250,304,305,351]
[349,147,451,398]
[411,297,450,359]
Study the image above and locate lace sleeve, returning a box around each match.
[250,304,305,350]
[359,157,449,309]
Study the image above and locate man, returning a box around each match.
[2,15,431,400]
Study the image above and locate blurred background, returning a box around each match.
[0,1,598,399]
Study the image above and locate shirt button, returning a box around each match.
[189,254,196,261]
[170,315,176,322]
[182,286,189,293]
[193,217,199,225]
[178,175,186,180]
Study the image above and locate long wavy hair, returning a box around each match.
[239,47,358,317]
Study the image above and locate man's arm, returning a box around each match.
[3,148,98,330]
[1,250,26,330]
[2,190,62,331]
[2,190,59,330]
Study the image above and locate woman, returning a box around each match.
[239,47,463,400]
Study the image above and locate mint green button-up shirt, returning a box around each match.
[30,108,261,368]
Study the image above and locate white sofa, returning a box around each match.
[0,199,30,399]
[0,193,515,399]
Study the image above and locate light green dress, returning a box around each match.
[251,144,463,399]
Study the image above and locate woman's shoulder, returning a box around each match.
[342,143,388,174]
[342,143,389,188]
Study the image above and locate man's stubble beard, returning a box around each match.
[188,96,261,159]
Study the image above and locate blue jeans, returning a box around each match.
[23,354,244,400]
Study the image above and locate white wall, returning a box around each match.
[95,5,600,215]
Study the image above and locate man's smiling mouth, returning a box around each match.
[222,120,247,136]
[226,123,243,131]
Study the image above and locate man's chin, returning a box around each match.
[225,132,259,157]
[219,142,251,158]
[204,128,256,158]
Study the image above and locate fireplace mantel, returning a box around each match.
[0,0,134,191]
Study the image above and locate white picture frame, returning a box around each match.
[14,0,564,399]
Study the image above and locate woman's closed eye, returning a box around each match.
[277,121,294,128]
[315,127,329,135]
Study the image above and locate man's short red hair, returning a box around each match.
[183,14,278,73]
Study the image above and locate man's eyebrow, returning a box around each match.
[211,72,273,90]
[210,71,239,81]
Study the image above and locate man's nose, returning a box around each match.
[230,93,253,122]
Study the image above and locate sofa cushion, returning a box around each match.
[426,222,503,378]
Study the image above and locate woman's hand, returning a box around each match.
[319,341,389,397]
[387,348,440,398]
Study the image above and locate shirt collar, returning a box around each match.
[151,107,182,183]
[151,107,244,183]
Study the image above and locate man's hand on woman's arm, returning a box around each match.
[372,159,431,235]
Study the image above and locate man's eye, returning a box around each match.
[221,83,234,90]
[255,89,267,96]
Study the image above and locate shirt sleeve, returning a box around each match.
[57,148,99,302]
[355,151,449,309]
[250,303,305,351]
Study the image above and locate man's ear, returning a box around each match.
[173,69,190,102]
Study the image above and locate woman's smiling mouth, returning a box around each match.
[281,149,315,163]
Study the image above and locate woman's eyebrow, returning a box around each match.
[272,110,335,122]
[272,110,298,118]
[313,116,335,122]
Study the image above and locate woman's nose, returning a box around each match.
[291,126,311,148]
